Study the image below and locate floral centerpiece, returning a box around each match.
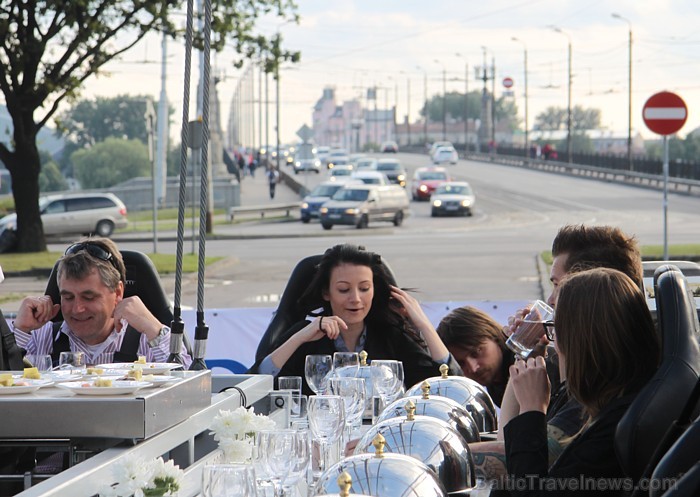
[100,455,184,497]
[209,406,277,462]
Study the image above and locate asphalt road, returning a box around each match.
[27,152,699,312]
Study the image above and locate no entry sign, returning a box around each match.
[643,91,687,135]
[502,77,514,89]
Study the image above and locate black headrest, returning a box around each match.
[650,413,700,497]
[253,253,397,364]
[615,265,700,480]
[44,250,174,326]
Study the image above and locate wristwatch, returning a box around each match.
[148,326,168,348]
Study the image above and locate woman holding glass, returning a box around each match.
[252,244,462,395]
[503,268,660,495]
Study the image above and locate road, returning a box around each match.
[42,152,700,311]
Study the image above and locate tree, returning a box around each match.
[0,1,299,252]
[55,94,153,148]
[39,161,68,192]
[72,137,150,189]
[534,105,601,132]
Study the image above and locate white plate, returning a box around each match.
[44,371,83,383]
[0,379,54,394]
[97,362,184,375]
[138,375,182,387]
[56,380,153,396]
[81,370,127,381]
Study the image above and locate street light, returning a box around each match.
[511,37,529,159]
[433,59,447,141]
[416,65,428,144]
[455,52,469,153]
[550,26,573,163]
[612,12,633,171]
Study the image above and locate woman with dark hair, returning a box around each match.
[256,244,462,395]
[504,267,660,495]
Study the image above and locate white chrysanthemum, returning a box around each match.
[112,455,152,494]
[153,457,184,482]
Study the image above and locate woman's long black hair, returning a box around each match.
[298,244,426,346]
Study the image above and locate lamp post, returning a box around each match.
[511,37,529,159]
[416,65,428,144]
[400,71,411,146]
[612,13,633,171]
[455,53,469,153]
[433,59,447,141]
[551,26,573,163]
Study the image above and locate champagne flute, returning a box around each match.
[370,360,400,419]
[281,430,311,497]
[328,377,366,442]
[304,354,332,395]
[307,395,345,478]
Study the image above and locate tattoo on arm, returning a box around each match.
[470,441,507,480]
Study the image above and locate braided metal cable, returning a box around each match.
[196,0,211,314]
[174,0,195,311]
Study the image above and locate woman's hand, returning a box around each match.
[509,356,551,414]
[503,306,531,337]
[389,285,431,329]
[300,315,347,343]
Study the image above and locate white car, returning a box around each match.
[429,141,453,157]
[432,145,459,165]
[350,170,390,186]
[431,181,475,217]
[354,158,377,171]
[329,165,355,182]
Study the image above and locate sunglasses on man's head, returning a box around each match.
[64,242,113,263]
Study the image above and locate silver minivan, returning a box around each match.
[0,192,128,238]
[318,184,409,230]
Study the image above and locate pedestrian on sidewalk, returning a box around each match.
[267,166,280,199]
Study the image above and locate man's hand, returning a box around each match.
[14,296,60,332]
[510,356,551,414]
[503,306,531,337]
[113,296,163,341]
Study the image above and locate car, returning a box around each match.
[326,148,349,169]
[350,170,390,186]
[411,166,451,201]
[380,140,399,153]
[328,165,355,182]
[300,181,350,223]
[428,141,453,157]
[293,158,322,174]
[430,181,476,217]
[354,157,377,172]
[432,145,459,165]
[375,158,407,187]
[0,192,128,238]
[319,184,409,230]
[316,146,331,164]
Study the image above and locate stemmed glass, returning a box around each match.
[332,352,360,377]
[307,395,345,479]
[328,377,366,443]
[280,429,311,497]
[201,463,258,497]
[304,354,332,395]
[256,430,294,497]
[370,360,401,419]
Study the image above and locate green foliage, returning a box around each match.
[54,95,153,148]
[39,162,69,192]
[534,105,601,132]
[72,137,150,188]
[424,91,483,122]
[644,133,700,162]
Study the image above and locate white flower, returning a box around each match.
[101,455,183,497]
[111,454,152,494]
[210,406,276,463]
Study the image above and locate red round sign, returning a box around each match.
[502,77,514,89]
[643,91,688,135]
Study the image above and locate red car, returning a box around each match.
[411,166,451,201]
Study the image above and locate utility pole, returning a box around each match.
[613,13,633,171]
[512,37,529,159]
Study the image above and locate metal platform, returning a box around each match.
[0,370,211,441]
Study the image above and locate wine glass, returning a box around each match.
[307,395,345,478]
[25,354,52,373]
[256,430,293,497]
[58,351,86,373]
[328,377,366,442]
[370,360,400,418]
[304,354,332,395]
[201,463,258,497]
[332,352,360,377]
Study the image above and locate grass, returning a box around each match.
[0,251,222,274]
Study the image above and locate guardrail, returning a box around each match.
[227,201,300,222]
[466,152,700,196]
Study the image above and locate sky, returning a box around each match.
[49,0,700,145]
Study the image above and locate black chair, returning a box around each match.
[44,250,192,353]
[252,254,398,365]
[615,264,700,483]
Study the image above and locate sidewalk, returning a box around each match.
[238,166,302,207]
